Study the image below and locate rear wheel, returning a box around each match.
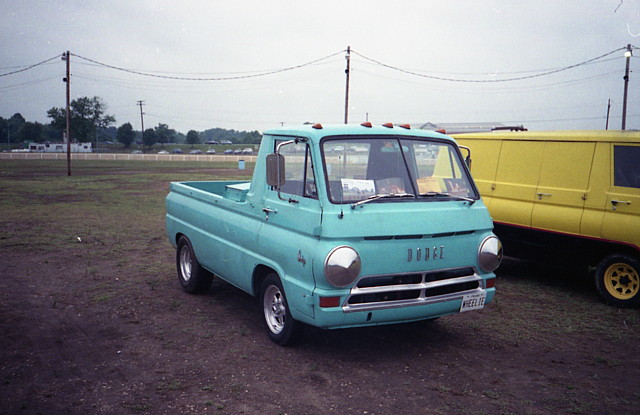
[260,274,301,345]
[176,236,213,294]
[594,254,640,308]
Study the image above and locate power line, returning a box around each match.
[0,55,62,77]
[351,48,627,83]
[71,50,346,81]
[0,75,59,91]
[356,55,622,76]
[73,58,338,76]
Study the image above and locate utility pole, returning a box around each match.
[138,100,145,151]
[622,44,632,130]
[344,46,351,124]
[62,51,71,176]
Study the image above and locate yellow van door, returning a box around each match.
[491,140,544,227]
[602,144,640,249]
[456,138,502,208]
[582,142,610,238]
[532,141,595,234]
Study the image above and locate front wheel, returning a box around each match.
[176,236,213,294]
[594,254,640,308]
[260,274,301,346]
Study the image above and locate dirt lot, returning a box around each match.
[1,160,639,415]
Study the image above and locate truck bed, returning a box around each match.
[171,181,251,202]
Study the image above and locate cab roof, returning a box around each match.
[264,123,452,142]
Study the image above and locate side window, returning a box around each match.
[276,141,317,199]
[614,145,640,189]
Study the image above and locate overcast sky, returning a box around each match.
[1,0,639,134]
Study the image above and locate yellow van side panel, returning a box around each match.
[603,188,640,247]
[491,141,544,227]
[532,142,594,234]
[456,139,501,208]
[581,143,610,238]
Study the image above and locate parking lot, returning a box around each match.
[0,159,638,415]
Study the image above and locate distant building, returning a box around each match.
[414,122,526,134]
[28,142,93,153]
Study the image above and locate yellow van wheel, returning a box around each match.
[594,254,640,308]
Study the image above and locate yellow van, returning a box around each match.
[453,130,640,307]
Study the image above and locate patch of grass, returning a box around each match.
[94,294,112,302]
[156,379,184,392]
[483,389,500,400]
[121,402,151,412]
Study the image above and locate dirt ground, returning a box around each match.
[1,163,639,415]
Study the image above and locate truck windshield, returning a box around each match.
[322,137,478,204]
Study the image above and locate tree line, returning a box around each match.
[1,96,262,149]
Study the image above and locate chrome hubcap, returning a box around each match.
[179,246,192,282]
[263,285,286,334]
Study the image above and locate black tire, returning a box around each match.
[260,274,301,346]
[176,236,213,294]
[594,254,640,308]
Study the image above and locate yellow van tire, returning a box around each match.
[594,254,640,308]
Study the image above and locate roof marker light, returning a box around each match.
[382,123,394,128]
[399,124,411,129]
[436,129,446,134]
[312,123,323,129]
[360,122,372,128]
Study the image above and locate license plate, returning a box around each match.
[460,292,486,312]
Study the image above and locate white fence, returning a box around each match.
[0,152,257,163]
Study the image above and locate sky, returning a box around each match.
[1,0,639,134]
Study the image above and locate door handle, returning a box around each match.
[536,192,552,200]
[611,200,631,211]
[262,207,277,220]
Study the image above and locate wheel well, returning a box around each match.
[175,232,186,246]
[493,223,640,268]
[586,242,639,268]
[252,265,277,296]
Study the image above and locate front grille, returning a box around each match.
[343,267,482,312]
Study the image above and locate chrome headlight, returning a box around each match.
[324,246,361,287]
[478,236,503,272]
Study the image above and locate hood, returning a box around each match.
[319,200,493,239]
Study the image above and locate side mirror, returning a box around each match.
[458,146,472,170]
[266,153,285,187]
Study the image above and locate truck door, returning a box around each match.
[258,140,323,317]
[602,144,640,246]
[532,141,595,234]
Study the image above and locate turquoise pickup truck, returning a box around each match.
[166,123,502,345]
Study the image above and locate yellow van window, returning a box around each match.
[614,145,640,189]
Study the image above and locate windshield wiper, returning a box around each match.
[351,193,415,209]
[419,192,476,205]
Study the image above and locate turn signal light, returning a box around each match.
[319,296,341,307]
[485,278,495,289]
